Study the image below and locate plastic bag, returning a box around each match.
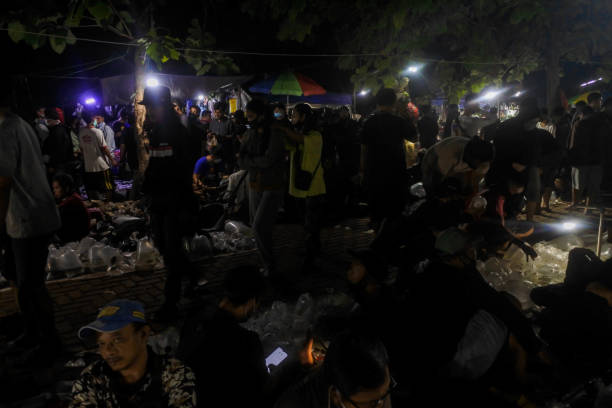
[148,327,180,356]
[88,244,121,272]
[224,220,254,237]
[409,182,426,198]
[46,245,84,279]
[135,238,160,271]
[183,234,213,261]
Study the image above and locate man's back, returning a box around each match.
[43,124,73,167]
[0,114,60,238]
[79,127,109,173]
[417,115,439,149]
[361,111,416,179]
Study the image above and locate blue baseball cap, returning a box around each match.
[78,299,146,339]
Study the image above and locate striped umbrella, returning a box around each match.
[249,72,327,97]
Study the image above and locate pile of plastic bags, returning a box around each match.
[46,236,162,281]
[209,221,256,253]
[242,292,357,353]
[480,233,612,308]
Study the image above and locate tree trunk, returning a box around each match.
[131,46,149,198]
[546,29,561,115]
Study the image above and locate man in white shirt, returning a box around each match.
[94,115,116,151]
[79,118,117,201]
[0,102,61,354]
[459,93,498,138]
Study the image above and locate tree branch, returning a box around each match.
[108,0,134,39]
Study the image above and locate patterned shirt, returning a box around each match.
[69,352,196,408]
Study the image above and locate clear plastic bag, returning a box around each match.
[135,238,160,271]
[224,220,254,237]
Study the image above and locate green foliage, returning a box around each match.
[2,0,237,76]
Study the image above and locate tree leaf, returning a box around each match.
[196,63,212,76]
[8,21,26,43]
[87,0,113,21]
[50,35,66,54]
[119,10,135,24]
[65,29,77,45]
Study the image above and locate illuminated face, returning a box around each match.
[214,109,223,120]
[52,181,64,200]
[97,324,149,373]
[291,111,302,126]
[190,107,198,116]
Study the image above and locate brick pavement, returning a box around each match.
[0,219,373,350]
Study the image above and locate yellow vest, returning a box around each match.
[287,130,326,198]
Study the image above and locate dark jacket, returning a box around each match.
[418,115,439,149]
[43,124,74,169]
[142,114,195,213]
[239,120,287,191]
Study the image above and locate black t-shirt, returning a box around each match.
[361,112,417,182]
[417,116,439,149]
[181,309,268,408]
[43,124,74,167]
[143,116,195,211]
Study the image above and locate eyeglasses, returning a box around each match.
[342,377,397,408]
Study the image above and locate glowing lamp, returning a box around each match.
[85,98,96,105]
[146,77,159,87]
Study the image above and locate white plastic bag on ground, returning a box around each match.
[135,237,160,271]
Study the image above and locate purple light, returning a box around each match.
[580,78,604,87]
[85,97,96,105]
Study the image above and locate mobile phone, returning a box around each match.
[265,347,288,373]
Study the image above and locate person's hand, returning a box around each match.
[347,261,367,285]
[111,159,118,167]
[518,242,537,261]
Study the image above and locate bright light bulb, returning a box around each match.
[85,98,96,105]
[146,77,159,87]
[562,222,577,231]
[359,89,370,96]
[197,94,204,101]
[514,91,522,97]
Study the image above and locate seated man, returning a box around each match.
[179,265,312,408]
[275,331,394,408]
[52,172,90,243]
[70,299,197,408]
[421,136,495,198]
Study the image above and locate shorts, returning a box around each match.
[541,166,557,189]
[84,169,113,193]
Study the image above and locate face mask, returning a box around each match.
[274,112,284,119]
[93,119,98,127]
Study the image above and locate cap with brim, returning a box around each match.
[78,299,146,339]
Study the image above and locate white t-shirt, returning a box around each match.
[79,127,110,173]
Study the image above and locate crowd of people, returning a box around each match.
[2,83,612,407]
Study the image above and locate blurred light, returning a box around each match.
[84,98,96,105]
[514,91,523,97]
[407,66,419,73]
[146,77,159,87]
[359,89,370,96]
[562,222,577,231]
[483,90,501,100]
[197,94,204,101]
[580,77,604,87]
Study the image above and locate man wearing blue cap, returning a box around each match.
[70,299,196,408]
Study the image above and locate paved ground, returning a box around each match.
[0,218,373,351]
